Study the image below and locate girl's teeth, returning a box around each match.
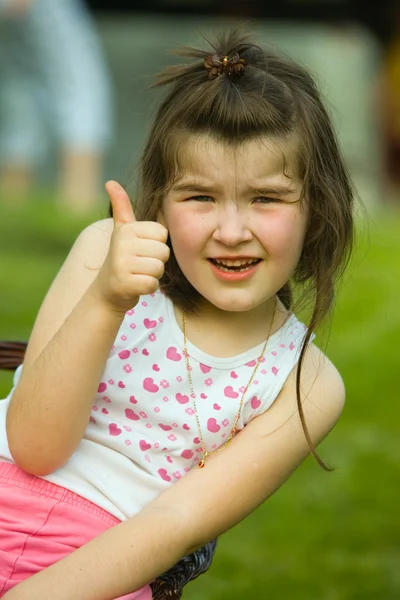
[218,265,253,272]
[214,259,258,267]
[213,260,258,272]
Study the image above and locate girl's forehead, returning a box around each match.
[174,134,300,185]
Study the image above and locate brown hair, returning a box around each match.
[117,30,355,469]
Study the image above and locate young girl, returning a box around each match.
[0,29,354,600]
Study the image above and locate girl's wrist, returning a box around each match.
[86,279,138,320]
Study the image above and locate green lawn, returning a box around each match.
[0,199,399,599]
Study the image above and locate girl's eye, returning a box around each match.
[189,195,213,202]
[253,196,280,204]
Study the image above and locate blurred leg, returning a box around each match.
[0,165,32,202]
[28,0,114,213]
[59,150,104,213]
[0,17,46,203]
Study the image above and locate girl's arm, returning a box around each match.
[3,344,345,600]
[6,218,121,475]
[6,182,169,475]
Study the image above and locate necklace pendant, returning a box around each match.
[198,452,208,468]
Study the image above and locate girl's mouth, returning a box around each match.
[208,258,261,273]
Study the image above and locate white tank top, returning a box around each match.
[0,291,313,521]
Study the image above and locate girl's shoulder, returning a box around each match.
[77,218,114,266]
[21,218,114,370]
[281,340,345,424]
[87,218,114,235]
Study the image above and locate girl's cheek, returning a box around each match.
[260,214,306,258]
[258,213,294,242]
[170,212,211,244]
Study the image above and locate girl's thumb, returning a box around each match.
[105,180,136,226]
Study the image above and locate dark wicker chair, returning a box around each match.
[0,341,217,600]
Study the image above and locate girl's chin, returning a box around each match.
[198,293,271,314]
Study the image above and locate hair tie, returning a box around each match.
[204,52,247,80]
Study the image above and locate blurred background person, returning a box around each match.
[0,0,113,213]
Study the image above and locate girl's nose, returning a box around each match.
[212,205,253,246]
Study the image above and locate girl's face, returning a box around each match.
[160,135,308,314]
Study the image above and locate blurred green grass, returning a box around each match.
[0,199,399,599]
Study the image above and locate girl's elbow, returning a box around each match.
[6,417,74,476]
[8,444,60,476]
[6,429,67,476]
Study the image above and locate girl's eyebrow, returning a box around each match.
[249,186,299,196]
[170,181,298,195]
[170,182,215,194]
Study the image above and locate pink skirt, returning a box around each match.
[0,462,152,599]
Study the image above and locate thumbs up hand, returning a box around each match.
[94,181,169,313]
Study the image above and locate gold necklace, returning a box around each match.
[182,298,277,468]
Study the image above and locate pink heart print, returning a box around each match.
[272,367,279,376]
[118,381,125,388]
[176,393,189,404]
[139,440,151,451]
[166,347,182,361]
[181,449,194,459]
[129,396,137,404]
[230,371,238,379]
[144,318,157,329]
[245,359,257,367]
[158,468,171,482]
[200,393,207,399]
[109,423,122,436]
[159,423,172,431]
[224,386,239,398]
[207,418,221,433]
[251,396,261,409]
[166,456,173,464]
[125,408,140,421]
[143,377,159,393]
[98,382,107,393]
[200,363,211,373]
[193,437,201,444]
[142,349,149,356]
[118,350,130,360]
[152,364,160,371]
[183,424,190,431]
[213,403,221,410]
